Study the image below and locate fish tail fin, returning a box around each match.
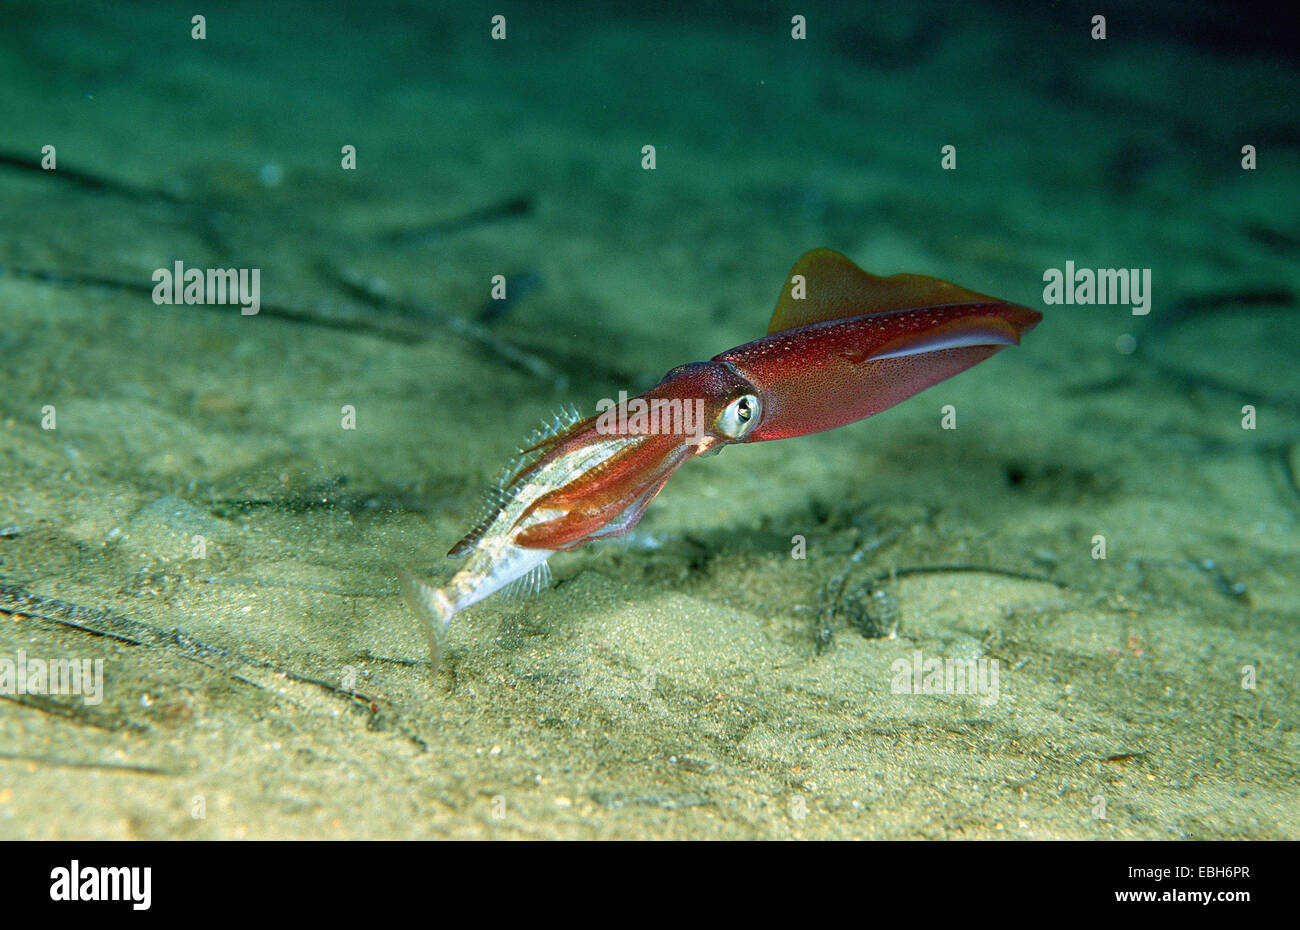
[398,569,455,673]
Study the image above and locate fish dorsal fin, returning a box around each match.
[446,488,508,558]
[516,404,584,455]
[447,405,584,559]
[766,248,1002,335]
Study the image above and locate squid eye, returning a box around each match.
[716,393,761,439]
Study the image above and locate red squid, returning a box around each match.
[402,248,1041,668]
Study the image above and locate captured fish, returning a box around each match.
[400,405,659,671]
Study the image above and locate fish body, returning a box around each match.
[401,409,654,667]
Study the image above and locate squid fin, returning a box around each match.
[766,248,1003,335]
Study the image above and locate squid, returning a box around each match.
[402,248,1041,669]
